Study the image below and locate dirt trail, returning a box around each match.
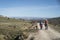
[26,23,60,40]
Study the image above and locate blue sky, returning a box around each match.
[0,0,60,18]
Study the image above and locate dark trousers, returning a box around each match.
[45,24,48,30]
[40,25,43,29]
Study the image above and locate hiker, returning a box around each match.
[44,19,48,30]
[40,21,43,30]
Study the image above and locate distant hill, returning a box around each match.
[48,17,60,26]
[0,15,23,22]
[0,15,47,21]
[15,17,46,21]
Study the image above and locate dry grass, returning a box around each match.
[0,16,32,40]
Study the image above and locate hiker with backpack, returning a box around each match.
[44,19,48,30]
[40,20,43,30]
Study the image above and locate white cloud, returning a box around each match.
[0,5,59,17]
[0,5,59,10]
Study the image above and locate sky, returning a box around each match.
[0,0,60,18]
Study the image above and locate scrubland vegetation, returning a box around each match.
[48,17,60,32]
[0,15,33,40]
